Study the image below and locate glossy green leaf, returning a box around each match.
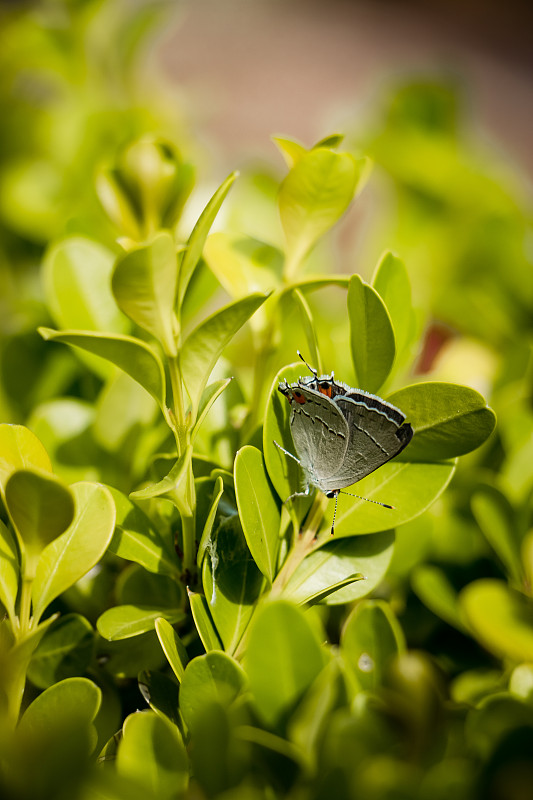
[204,231,283,299]
[138,670,181,728]
[191,378,234,442]
[372,251,416,360]
[282,531,395,605]
[27,613,94,689]
[461,579,533,662]
[279,148,361,273]
[38,328,167,412]
[235,445,281,582]
[5,468,75,579]
[0,424,52,496]
[341,600,405,690]
[0,518,19,622]
[97,605,185,641]
[17,676,101,748]
[471,485,523,585]
[321,459,455,537]
[388,381,496,462]
[188,589,223,651]
[202,515,264,655]
[100,631,166,681]
[117,564,183,609]
[348,273,396,393]
[106,486,179,577]
[179,651,247,731]
[130,446,191,511]
[196,475,224,568]
[155,617,189,682]
[180,292,268,412]
[32,482,116,622]
[112,232,178,356]
[244,600,327,727]
[117,711,188,798]
[411,564,467,632]
[177,171,238,307]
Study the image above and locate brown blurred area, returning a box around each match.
[159,0,533,177]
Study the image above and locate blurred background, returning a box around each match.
[1,0,532,424]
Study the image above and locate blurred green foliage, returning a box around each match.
[1,3,533,800]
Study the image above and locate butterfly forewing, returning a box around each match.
[289,385,350,488]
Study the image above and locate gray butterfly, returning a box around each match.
[276,354,413,534]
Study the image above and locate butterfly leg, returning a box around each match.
[273,440,301,465]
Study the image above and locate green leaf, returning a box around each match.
[372,251,416,360]
[155,617,189,682]
[244,600,327,727]
[180,292,268,413]
[348,273,396,393]
[327,459,455,537]
[38,328,167,413]
[291,288,321,373]
[179,651,247,732]
[138,670,181,728]
[97,605,185,641]
[411,564,468,632]
[27,613,94,689]
[202,515,264,655]
[188,589,223,651]
[388,381,496,462]
[117,711,188,798]
[460,579,533,662]
[341,600,405,690]
[130,446,191,511]
[471,485,523,586]
[279,148,362,273]
[0,518,19,622]
[196,475,224,568]
[177,171,239,307]
[43,237,127,332]
[5,469,75,579]
[0,424,52,496]
[106,486,180,577]
[112,232,178,356]
[117,564,183,609]
[272,135,307,168]
[234,445,281,582]
[17,676,101,749]
[282,531,395,605]
[313,133,345,150]
[204,231,283,299]
[32,482,116,622]
[191,378,234,442]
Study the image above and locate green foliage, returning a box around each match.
[0,8,531,797]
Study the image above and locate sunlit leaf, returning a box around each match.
[348,273,396,393]
[112,232,179,356]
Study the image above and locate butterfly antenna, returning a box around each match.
[339,489,394,510]
[297,350,318,378]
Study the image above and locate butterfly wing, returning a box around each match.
[316,392,413,491]
[288,384,350,490]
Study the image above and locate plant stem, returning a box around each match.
[168,355,187,452]
[18,576,33,634]
[270,492,327,597]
